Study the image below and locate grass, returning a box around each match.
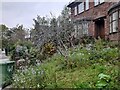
[40,56,119,88]
[12,43,120,88]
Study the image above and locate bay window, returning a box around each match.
[109,11,118,33]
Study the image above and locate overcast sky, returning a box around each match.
[1,1,71,29]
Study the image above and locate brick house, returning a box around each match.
[67,0,120,41]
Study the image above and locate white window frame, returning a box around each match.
[86,0,89,10]
[78,2,84,13]
[74,6,77,15]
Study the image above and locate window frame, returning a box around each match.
[78,2,84,14]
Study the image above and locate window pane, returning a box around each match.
[94,0,99,6]
[74,6,77,15]
[86,0,89,10]
[78,24,82,36]
[82,23,88,35]
[100,0,104,3]
[110,15,112,23]
[112,21,118,32]
[78,2,84,13]
[109,23,112,33]
[112,12,118,20]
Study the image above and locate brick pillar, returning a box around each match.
[88,21,95,37]
[104,18,109,40]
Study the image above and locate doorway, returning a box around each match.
[95,18,105,39]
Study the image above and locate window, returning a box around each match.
[86,0,89,10]
[94,0,104,6]
[82,23,88,35]
[78,2,84,13]
[109,16,112,33]
[94,0,99,6]
[74,6,77,15]
[100,0,104,4]
[74,25,78,38]
[109,11,118,33]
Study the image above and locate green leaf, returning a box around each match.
[96,80,107,88]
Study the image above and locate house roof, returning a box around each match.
[108,1,120,13]
[67,0,82,7]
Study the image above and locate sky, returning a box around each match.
[1,0,72,29]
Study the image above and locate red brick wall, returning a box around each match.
[70,2,117,40]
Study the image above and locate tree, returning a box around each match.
[10,25,26,43]
[0,24,9,50]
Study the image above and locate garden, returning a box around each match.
[0,5,120,89]
[11,39,120,89]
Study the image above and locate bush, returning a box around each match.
[42,42,56,57]
[12,39,119,88]
[12,66,47,88]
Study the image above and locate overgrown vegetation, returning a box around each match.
[12,40,120,88]
[1,4,119,89]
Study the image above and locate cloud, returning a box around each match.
[1,2,68,28]
[2,0,71,2]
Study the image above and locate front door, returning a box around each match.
[95,19,105,39]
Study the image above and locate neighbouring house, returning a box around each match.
[67,0,120,41]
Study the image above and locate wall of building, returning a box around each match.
[70,2,117,40]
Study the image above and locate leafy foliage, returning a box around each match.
[96,73,111,88]
[12,40,119,88]
[42,42,56,56]
[12,66,47,88]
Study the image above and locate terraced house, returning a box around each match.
[67,0,120,41]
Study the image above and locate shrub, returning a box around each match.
[42,42,56,57]
[12,66,47,88]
